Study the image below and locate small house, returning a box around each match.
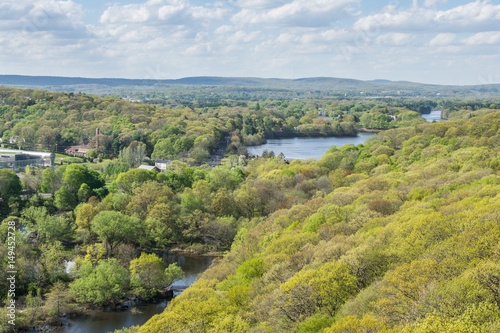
[138,165,160,172]
[155,159,171,171]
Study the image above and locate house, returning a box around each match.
[138,165,160,172]
[64,145,90,157]
[155,159,171,171]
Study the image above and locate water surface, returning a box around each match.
[59,254,215,333]
[422,110,444,122]
[247,133,375,160]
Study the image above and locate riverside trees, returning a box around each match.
[2,86,500,331]
[133,109,500,332]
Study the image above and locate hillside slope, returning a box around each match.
[1,74,500,98]
[131,111,500,333]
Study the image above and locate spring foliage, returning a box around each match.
[134,110,500,332]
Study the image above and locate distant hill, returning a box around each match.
[368,79,392,83]
[0,74,371,88]
[0,74,499,97]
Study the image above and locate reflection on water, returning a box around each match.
[163,253,215,288]
[57,302,169,333]
[59,254,215,333]
[422,110,445,122]
[246,133,375,160]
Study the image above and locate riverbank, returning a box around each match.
[246,133,376,160]
[358,128,385,133]
[169,247,225,256]
[55,254,217,333]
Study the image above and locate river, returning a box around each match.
[422,110,444,122]
[246,132,375,160]
[58,254,215,333]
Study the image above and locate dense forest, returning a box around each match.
[0,87,454,164]
[1,86,500,332]
[126,109,500,332]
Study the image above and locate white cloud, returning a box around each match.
[375,33,414,46]
[100,4,151,24]
[462,31,500,45]
[423,0,447,7]
[100,0,228,25]
[0,0,499,84]
[227,30,260,43]
[232,0,360,27]
[215,25,233,34]
[184,42,213,56]
[0,1,32,20]
[429,32,455,46]
[354,1,500,33]
[301,29,353,43]
[0,0,84,33]
[234,0,289,10]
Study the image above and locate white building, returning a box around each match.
[155,159,171,171]
[0,149,55,171]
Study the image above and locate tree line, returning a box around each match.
[130,109,500,333]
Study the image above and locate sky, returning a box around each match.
[0,0,499,85]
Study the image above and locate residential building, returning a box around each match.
[155,159,171,171]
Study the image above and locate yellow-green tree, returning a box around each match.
[130,253,183,299]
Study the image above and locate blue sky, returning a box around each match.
[0,0,499,85]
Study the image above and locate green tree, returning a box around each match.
[70,259,130,306]
[77,183,92,203]
[55,164,105,210]
[125,181,173,219]
[54,185,77,211]
[36,214,74,243]
[115,169,156,194]
[91,211,140,255]
[40,167,60,195]
[130,253,184,299]
[234,183,261,218]
[189,145,211,164]
[210,188,235,216]
[119,141,147,167]
[21,206,73,243]
[44,281,78,318]
[0,169,21,215]
[62,164,105,192]
[75,203,99,242]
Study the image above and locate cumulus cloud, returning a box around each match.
[234,0,290,10]
[0,0,84,33]
[375,33,414,46]
[423,0,448,7]
[100,0,228,25]
[462,31,500,45]
[232,0,360,27]
[0,0,499,84]
[429,33,456,46]
[354,0,500,33]
[300,29,353,43]
[0,1,32,20]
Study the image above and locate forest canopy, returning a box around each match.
[1,86,500,332]
[130,109,500,332]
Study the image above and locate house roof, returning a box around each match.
[138,165,157,171]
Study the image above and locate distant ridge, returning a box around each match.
[0,74,499,97]
[368,79,392,83]
[0,74,370,88]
